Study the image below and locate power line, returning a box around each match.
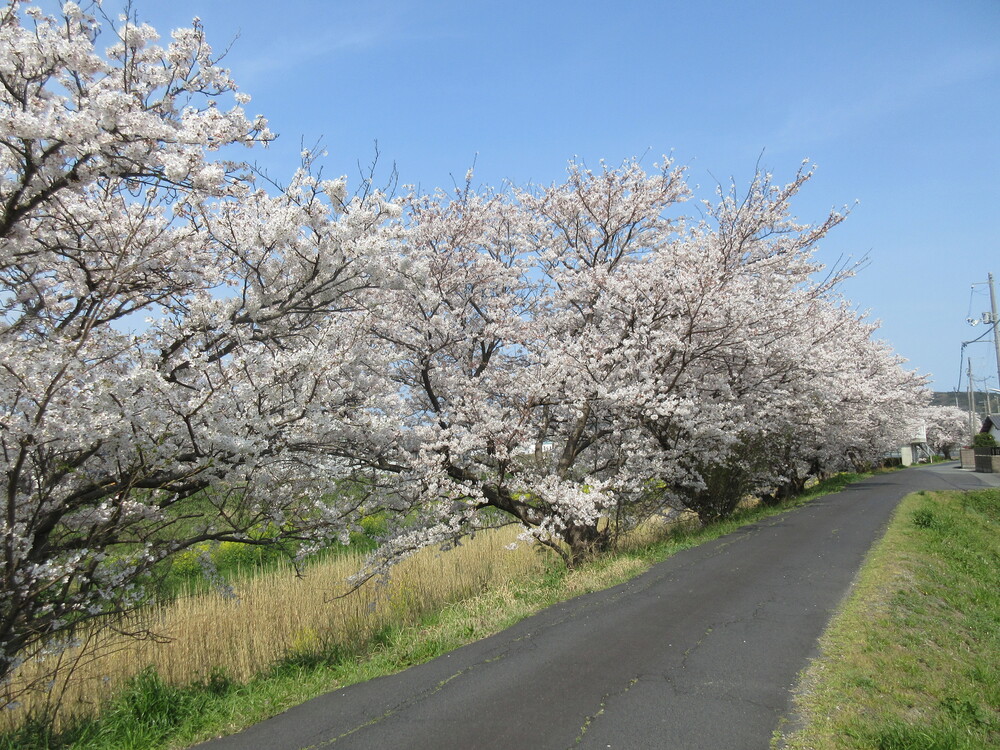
[956,328,996,391]
[958,274,1000,394]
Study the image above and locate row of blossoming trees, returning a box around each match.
[0,3,948,688]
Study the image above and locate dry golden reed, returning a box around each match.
[3,527,544,731]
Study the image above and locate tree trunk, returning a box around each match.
[562,523,611,568]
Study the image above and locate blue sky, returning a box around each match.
[127,0,998,392]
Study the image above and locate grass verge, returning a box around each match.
[777,487,1000,749]
[3,472,872,750]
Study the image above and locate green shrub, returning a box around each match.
[972,432,997,448]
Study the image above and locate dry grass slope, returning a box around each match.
[3,527,544,732]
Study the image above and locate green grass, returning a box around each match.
[150,512,387,600]
[2,472,877,750]
[778,487,1000,749]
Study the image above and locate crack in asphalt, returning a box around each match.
[570,677,640,748]
[681,624,715,663]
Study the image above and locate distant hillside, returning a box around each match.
[932,391,997,415]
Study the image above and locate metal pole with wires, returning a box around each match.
[968,357,976,437]
[963,272,1000,420]
[989,272,1000,414]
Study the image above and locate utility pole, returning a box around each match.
[968,358,976,437]
[990,272,1000,413]
[965,272,1000,420]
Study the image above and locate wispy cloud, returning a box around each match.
[772,46,1000,150]
[222,0,462,85]
[232,27,384,79]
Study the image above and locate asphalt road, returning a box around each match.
[198,464,998,750]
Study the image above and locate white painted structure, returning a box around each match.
[899,419,930,466]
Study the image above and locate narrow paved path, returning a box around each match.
[199,464,997,750]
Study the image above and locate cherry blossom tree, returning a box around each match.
[353,161,694,568]
[0,2,397,690]
[785,316,925,483]
[923,404,970,458]
[609,166,851,521]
